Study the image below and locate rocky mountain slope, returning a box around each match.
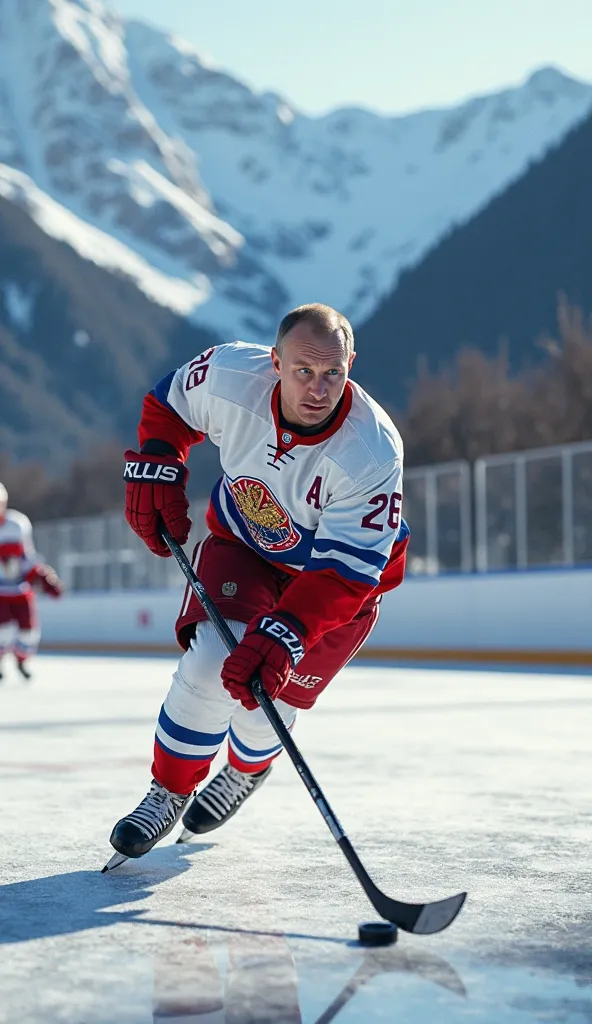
[354,108,592,409]
[0,191,217,471]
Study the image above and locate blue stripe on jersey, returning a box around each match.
[228,726,283,760]
[306,556,378,587]
[312,537,388,570]
[397,518,411,542]
[149,369,178,412]
[158,706,227,747]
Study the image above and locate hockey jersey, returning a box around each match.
[138,342,409,646]
[0,510,38,597]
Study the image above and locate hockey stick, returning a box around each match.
[163,527,466,935]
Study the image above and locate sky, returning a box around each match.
[109,0,592,115]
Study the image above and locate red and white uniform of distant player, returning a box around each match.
[134,342,409,793]
[0,483,63,674]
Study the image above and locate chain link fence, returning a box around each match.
[403,461,472,575]
[474,441,592,571]
[35,502,208,592]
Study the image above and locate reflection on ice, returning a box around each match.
[151,930,465,1024]
[148,931,592,1024]
[313,946,467,1024]
[153,937,224,1023]
[153,933,302,1023]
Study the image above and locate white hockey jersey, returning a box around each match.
[143,343,407,594]
[0,510,37,596]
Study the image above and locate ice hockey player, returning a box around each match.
[0,483,63,680]
[109,304,409,859]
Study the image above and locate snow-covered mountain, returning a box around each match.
[1,0,591,343]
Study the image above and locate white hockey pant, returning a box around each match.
[152,620,297,795]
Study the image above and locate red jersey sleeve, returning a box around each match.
[138,392,204,462]
[273,532,408,649]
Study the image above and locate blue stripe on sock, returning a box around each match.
[228,725,283,759]
[158,706,227,748]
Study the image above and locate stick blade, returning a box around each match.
[411,892,467,935]
[370,886,467,934]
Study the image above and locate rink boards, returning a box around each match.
[36,566,592,666]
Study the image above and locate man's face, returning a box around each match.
[271,324,355,428]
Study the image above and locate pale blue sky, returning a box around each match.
[110,0,592,115]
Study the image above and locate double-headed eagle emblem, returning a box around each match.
[229,478,300,552]
[233,480,286,530]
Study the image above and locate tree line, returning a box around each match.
[398,300,592,466]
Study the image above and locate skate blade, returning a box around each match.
[101,851,129,873]
[176,827,197,844]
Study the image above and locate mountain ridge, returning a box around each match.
[1,0,590,342]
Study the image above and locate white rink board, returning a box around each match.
[38,588,183,648]
[373,567,592,652]
[37,567,592,660]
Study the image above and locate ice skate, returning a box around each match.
[16,658,32,681]
[108,779,190,860]
[178,763,272,842]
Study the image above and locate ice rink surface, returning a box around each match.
[0,655,591,1023]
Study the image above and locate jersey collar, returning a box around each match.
[271,380,353,452]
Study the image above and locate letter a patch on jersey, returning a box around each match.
[229,477,301,553]
[306,475,323,510]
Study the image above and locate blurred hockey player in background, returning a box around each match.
[109,303,409,861]
[0,483,63,681]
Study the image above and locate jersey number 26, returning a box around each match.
[361,492,402,532]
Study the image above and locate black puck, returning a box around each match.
[358,921,398,947]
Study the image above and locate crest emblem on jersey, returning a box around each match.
[229,477,301,553]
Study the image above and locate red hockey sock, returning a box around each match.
[152,741,212,795]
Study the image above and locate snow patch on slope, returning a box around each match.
[0,163,211,315]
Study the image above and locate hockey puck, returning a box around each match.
[358,921,398,947]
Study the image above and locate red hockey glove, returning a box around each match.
[123,448,191,557]
[221,613,306,711]
[27,563,63,598]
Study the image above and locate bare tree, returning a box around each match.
[401,300,592,466]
